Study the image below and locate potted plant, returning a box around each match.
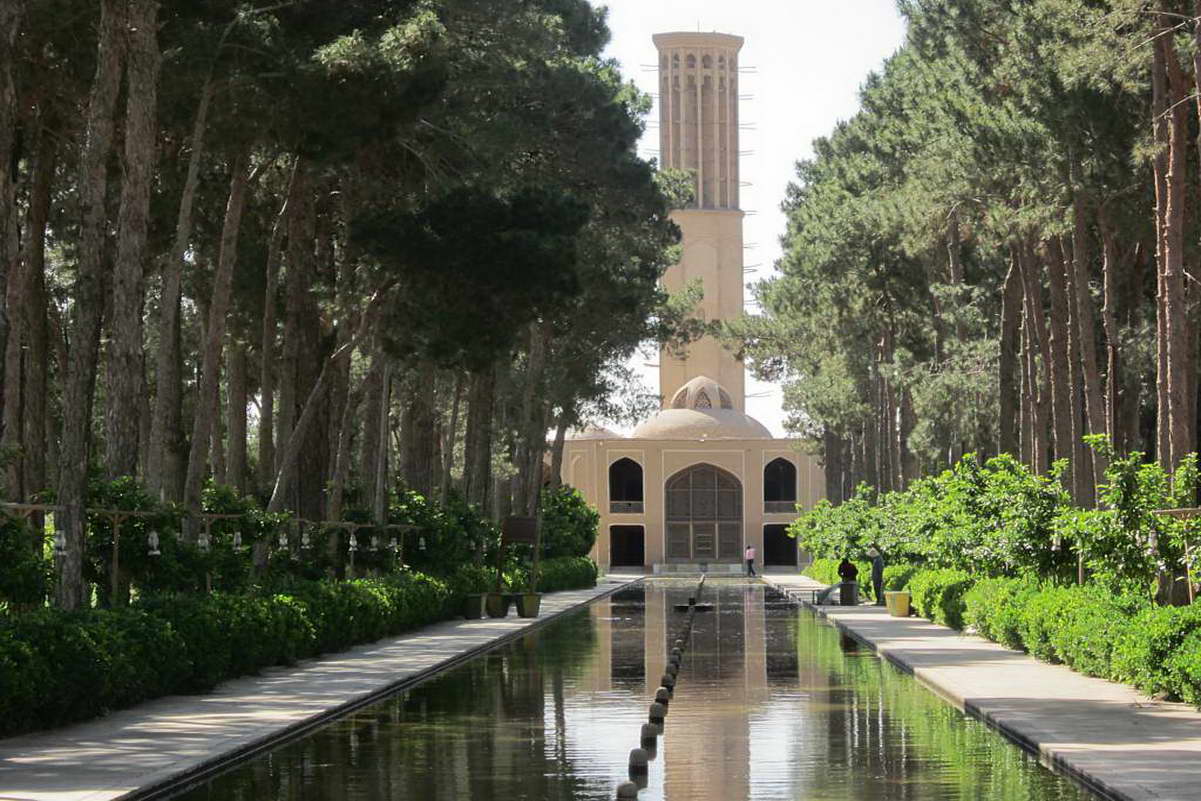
[516,515,543,619]
[485,589,511,618]
[462,592,486,619]
[516,590,541,617]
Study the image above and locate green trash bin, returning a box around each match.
[884,591,911,617]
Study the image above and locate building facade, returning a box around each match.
[563,32,825,573]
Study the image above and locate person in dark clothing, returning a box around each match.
[868,545,885,605]
[837,557,858,583]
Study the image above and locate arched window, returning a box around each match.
[702,54,713,69]
[764,458,797,513]
[609,458,643,514]
[665,464,742,561]
[686,53,697,69]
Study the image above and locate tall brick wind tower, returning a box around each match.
[653,32,746,411]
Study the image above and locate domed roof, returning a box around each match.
[566,423,622,441]
[631,376,772,440]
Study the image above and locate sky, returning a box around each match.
[597,0,908,436]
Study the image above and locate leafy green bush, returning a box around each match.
[0,571,457,737]
[535,556,598,592]
[1112,604,1201,702]
[883,564,919,591]
[908,569,973,629]
[540,486,599,558]
[963,577,1037,651]
[0,517,47,607]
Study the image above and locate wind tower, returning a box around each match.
[654,32,747,411]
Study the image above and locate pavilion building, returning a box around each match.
[562,32,825,574]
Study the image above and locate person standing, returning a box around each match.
[744,544,757,576]
[868,545,886,605]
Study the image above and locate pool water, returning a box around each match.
[168,580,1099,800]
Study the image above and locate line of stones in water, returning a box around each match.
[616,575,708,800]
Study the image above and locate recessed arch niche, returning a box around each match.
[665,463,742,561]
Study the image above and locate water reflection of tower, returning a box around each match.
[634,583,769,800]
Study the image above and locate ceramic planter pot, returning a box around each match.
[485,592,511,618]
[515,592,542,618]
[462,593,485,620]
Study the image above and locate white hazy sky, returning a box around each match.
[598,1,907,436]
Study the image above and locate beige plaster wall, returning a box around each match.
[564,437,825,569]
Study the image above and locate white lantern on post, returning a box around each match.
[147,529,161,557]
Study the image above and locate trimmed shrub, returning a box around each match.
[540,486,600,558]
[1113,604,1201,702]
[882,564,920,591]
[963,577,1037,651]
[0,571,457,738]
[907,569,973,629]
[536,556,598,592]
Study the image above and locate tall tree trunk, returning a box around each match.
[226,340,248,493]
[371,364,391,525]
[1098,211,1122,455]
[1162,32,1193,472]
[514,322,550,515]
[1019,241,1051,474]
[359,345,384,512]
[328,362,375,522]
[2,200,24,500]
[1044,239,1075,495]
[548,401,571,490]
[148,80,211,501]
[400,362,437,497]
[946,210,968,344]
[999,252,1023,456]
[57,0,125,610]
[463,364,495,512]
[1060,237,1091,506]
[900,387,917,485]
[256,161,296,493]
[104,0,159,480]
[182,153,252,533]
[440,372,463,503]
[1153,23,1171,468]
[1069,188,1108,500]
[0,0,25,423]
[275,167,311,475]
[22,130,52,502]
[823,428,844,503]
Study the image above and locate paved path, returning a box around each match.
[0,575,639,801]
[765,574,1201,801]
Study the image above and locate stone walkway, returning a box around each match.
[0,575,638,801]
[765,574,1201,801]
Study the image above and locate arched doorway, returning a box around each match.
[665,463,742,561]
[764,457,797,513]
[609,458,644,514]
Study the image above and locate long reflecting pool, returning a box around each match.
[169,580,1100,800]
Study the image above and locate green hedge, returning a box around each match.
[536,556,598,592]
[0,558,602,738]
[0,572,453,737]
[894,565,1201,707]
[907,569,974,629]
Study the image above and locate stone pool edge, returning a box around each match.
[0,575,641,801]
[763,575,1201,801]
